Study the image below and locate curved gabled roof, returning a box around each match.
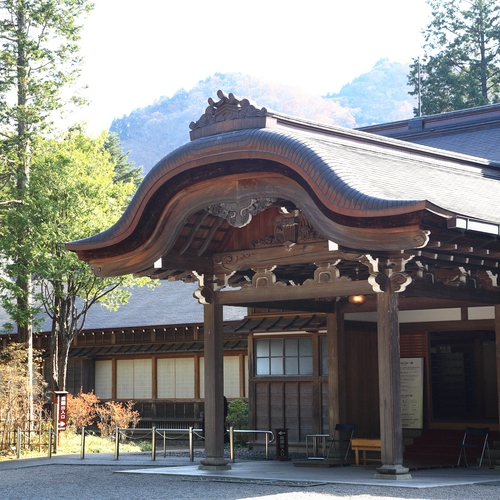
[66,92,500,277]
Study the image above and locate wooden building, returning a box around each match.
[66,92,500,476]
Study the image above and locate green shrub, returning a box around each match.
[227,398,249,446]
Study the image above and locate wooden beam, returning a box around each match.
[405,280,500,304]
[213,241,361,274]
[221,299,338,313]
[216,280,374,306]
[154,254,214,274]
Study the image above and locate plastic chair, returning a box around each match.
[326,424,355,461]
[457,426,491,468]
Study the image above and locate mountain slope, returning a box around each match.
[110,64,415,174]
[326,59,416,126]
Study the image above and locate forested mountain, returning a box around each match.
[110,61,416,174]
[325,59,416,125]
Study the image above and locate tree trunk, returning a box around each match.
[58,336,72,393]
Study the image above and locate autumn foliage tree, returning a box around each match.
[0,344,46,451]
[95,400,140,439]
[66,390,99,432]
[66,391,140,438]
[408,0,500,115]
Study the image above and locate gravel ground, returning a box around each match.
[1,463,500,500]
[1,447,499,500]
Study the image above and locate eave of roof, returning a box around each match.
[66,93,500,276]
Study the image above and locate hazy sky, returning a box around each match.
[77,0,432,133]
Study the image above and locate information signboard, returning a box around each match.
[400,358,424,429]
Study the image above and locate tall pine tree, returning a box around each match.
[0,1,93,343]
[408,0,500,116]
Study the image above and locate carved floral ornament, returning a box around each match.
[206,198,277,228]
[251,209,324,249]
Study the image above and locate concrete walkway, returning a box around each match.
[1,452,499,489]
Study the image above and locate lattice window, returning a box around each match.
[255,338,313,376]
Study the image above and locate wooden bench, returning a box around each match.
[350,438,381,465]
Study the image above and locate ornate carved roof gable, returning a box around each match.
[189,90,275,140]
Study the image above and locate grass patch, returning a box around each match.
[0,430,152,461]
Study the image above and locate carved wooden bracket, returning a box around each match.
[243,266,286,289]
[415,261,435,283]
[486,270,499,287]
[193,286,214,305]
[192,271,234,305]
[368,271,412,293]
[360,254,414,294]
[206,198,277,228]
[303,261,350,286]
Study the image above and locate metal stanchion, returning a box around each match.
[16,428,21,459]
[48,428,52,458]
[189,427,194,462]
[114,427,119,460]
[163,431,167,458]
[230,427,235,462]
[53,403,58,454]
[151,427,156,461]
[265,432,270,460]
[80,427,85,459]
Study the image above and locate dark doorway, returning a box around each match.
[430,331,498,421]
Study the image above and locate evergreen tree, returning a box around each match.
[408,0,500,116]
[24,130,152,391]
[104,133,143,188]
[0,0,93,344]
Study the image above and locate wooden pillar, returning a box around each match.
[199,300,230,470]
[327,310,341,434]
[375,287,411,479]
[495,304,500,429]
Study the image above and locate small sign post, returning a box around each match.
[53,391,68,448]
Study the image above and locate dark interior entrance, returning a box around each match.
[430,331,498,421]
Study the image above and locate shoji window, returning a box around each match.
[157,358,195,398]
[95,360,112,399]
[116,359,152,399]
[224,356,240,398]
[200,356,246,399]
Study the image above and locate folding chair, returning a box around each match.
[457,426,491,468]
[326,424,355,461]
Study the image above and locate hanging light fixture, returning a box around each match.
[348,294,366,306]
[348,266,366,306]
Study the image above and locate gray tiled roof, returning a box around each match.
[0,281,245,335]
[358,104,500,165]
[81,281,244,330]
[409,128,500,164]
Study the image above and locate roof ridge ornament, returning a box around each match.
[189,90,272,140]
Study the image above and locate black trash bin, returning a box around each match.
[274,428,290,461]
